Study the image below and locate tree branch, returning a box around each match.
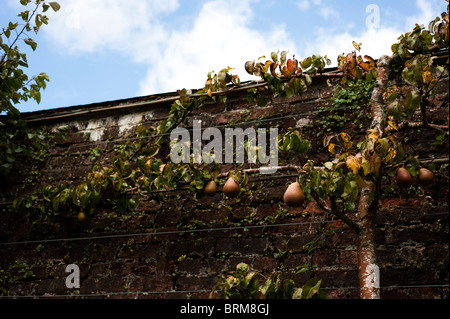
[385,121,448,132]
[330,196,361,233]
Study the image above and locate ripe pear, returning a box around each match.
[396,167,413,188]
[223,177,240,198]
[418,168,434,187]
[283,182,305,207]
[77,211,86,222]
[204,180,217,196]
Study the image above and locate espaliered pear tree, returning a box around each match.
[9,1,449,299]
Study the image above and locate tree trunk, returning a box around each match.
[357,187,380,299]
[356,55,391,299]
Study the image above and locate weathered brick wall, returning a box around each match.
[0,71,448,299]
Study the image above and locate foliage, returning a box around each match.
[245,51,331,106]
[337,41,378,83]
[11,50,332,222]
[317,78,374,134]
[388,9,448,126]
[332,79,374,110]
[0,262,36,295]
[278,128,310,154]
[210,262,326,299]
[1,0,60,175]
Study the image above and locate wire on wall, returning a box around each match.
[1,211,447,246]
[0,284,448,299]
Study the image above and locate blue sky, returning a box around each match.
[1,0,447,113]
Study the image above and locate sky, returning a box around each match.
[1,0,448,113]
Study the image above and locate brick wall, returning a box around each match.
[0,71,448,299]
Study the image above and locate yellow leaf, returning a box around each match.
[340,132,353,149]
[352,41,362,52]
[328,143,336,155]
[337,54,346,69]
[364,55,376,69]
[346,154,361,174]
[145,159,152,171]
[367,129,379,142]
[384,148,397,163]
[387,116,398,131]
[207,88,212,97]
[264,60,273,68]
[422,70,434,85]
[357,55,363,65]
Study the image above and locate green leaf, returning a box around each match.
[33,90,41,104]
[281,135,291,151]
[236,262,249,274]
[397,43,406,59]
[365,69,373,82]
[301,57,312,69]
[344,201,355,211]
[52,196,60,212]
[293,288,303,299]
[285,86,294,98]
[304,74,312,86]
[24,38,37,51]
[49,2,61,12]
[324,161,333,170]
[257,95,268,107]
[292,77,301,93]
[404,90,420,116]
[302,278,322,299]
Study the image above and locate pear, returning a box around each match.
[223,177,240,198]
[418,168,434,187]
[77,211,86,222]
[283,182,305,207]
[204,180,217,196]
[396,167,413,188]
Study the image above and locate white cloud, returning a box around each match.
[43,0,179,55]
[297,0,324,12]
[138,0,298,94]
[318,7,339,20]
[405,0,445,29]
[42,0,297,95]
[297,0,310,11]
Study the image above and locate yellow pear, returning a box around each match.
[418,168,434,187]
[283,182,305,207]
[396,167,413,188]
[223,177,240,198]
[204,180,217,196]
[77,211,87,222]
